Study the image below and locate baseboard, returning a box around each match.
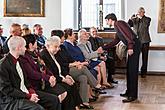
[115,71,165,76]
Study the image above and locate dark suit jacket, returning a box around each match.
[0,36,7,45]
[55,45,75,74]
[88,36,104,51]
[0,53,33,104]
[0,36,7,59]
[63,41,85,62]
[2,36,12,54]
[19,51,52,90]
[128,15,151,43]
[40,48,68,82]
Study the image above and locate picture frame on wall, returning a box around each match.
[4,0,45,17]
[158,0,165,33]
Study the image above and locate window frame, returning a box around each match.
[77,0,122,31]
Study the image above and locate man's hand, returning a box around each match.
[128,49,134,56]
[97,47,104,54]
[30,94,40,103]
[49,76,56,87]
[100,56,107,61]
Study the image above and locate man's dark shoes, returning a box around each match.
[93,88,107,94]
[120,93,128,98]
[122,97,137,103]
[111,80,118,84]
[89,97,97,102]
[80,104,94,109]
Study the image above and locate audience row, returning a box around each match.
[0,23,117,110]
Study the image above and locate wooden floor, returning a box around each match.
[90,74,165,110]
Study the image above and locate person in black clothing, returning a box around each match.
[89,27,118,84]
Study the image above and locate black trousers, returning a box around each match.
[59,83,82,110]
[36,91,61,110]
[106,57,115,82]
[45,82,82,110]
[43,83,72,110]
[105,47,116,82]
[126,38,140,98]
[0,98,44,110]
[140,42,150,75]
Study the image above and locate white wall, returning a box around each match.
[0,0,165,72]
[0,0,61,37]
[125,0,165,72]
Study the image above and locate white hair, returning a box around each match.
[138,7,145,13]
[45,36,61,48]
[90,26,98,33]
[78,28,87,42]
[8,36,26,51]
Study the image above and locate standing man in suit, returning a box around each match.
[103,13,141,103]
[0,36,44,110]
[128,7,151,78]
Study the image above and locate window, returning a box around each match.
[61,0,122,30]
[79,0,121,29]
[81,0,99,28]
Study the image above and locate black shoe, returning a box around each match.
[93,88,107,94]
[99,91,107,94]
[80,104,94,109]
[111,80,118,84]
[120,93,128,97]
[91,95,98,99]
[122,97,137,103]
[89,97,97,102]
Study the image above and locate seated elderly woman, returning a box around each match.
[77,29,113,88]
[40,36,84,110]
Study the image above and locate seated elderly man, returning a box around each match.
[0,24,7,59]
[3,23,22,54]
[0,36,44,110]
[33,24,46,50]
[89,27,118,84]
